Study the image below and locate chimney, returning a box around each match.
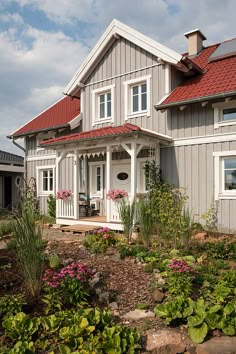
[184,29,206,56]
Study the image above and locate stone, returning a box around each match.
[196,336,236,354]
[146,329,186,354]
[154,273,166,284]
[89,276,100,288]
[122,309,155,321]
[193,232,208,241]
[109,302,119,310]
[98,291,110,304]
[151,288,164,303]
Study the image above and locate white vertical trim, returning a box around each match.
[124,83,128,121]
[164,64,171,95]
[106,146,111,222]
[130,142,137,201]
[73,151,79,220]
[214,155,220,200]
[214,107,220,129]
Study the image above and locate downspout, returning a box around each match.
[10,138,27,180]
[12,138,26,153]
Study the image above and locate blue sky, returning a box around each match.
[0,0,235,155]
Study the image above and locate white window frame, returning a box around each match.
[213,151,236,199]
[36,165,55,196]
[37,132,55,152]
[213,100,236,129]
[123,75,151,120]
[89,161,105,198]
[92,85,115,126]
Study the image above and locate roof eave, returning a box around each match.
[155,90,236,111]
[40,130,172,149]
[8,124,70,139]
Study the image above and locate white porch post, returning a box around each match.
[55,152,60,219]
[130,142,137,202]
[106,145,112,222]
[73,150,79,220]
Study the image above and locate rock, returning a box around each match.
[98,291,110,304]
[193,232,207,241]
[152,288,164,303]
[109,302,119,310]
[154,273,166,284]
[196,336,236,354]
[89,272,101,289]
[146,329,186,354]
[122,309,155,321]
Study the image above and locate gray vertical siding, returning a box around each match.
[161,141,236,231]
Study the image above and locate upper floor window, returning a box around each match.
[92,85,115,126]
[124,75,151,120]
[213,100,236,129]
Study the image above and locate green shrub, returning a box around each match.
[47,194,56,218]
[137,197,155,247]
[83,227,116,253]
[48,253,61,269]
[0,221,13,237]
[0,295,25,318]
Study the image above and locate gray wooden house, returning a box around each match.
[0,150,24,211]
[9,20,236,230]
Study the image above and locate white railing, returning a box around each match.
[57,198,74,218]
[110,196,132,222]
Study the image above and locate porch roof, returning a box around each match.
[40,123,172,148]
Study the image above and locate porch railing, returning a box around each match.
[57,198,74,218]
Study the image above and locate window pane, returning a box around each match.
[43,176,48,191]
[107,101,111,117]
[225,170,236,190]
[96,167,101,191]
[141,83,147,93]
[132,95,139,112]
[224,158,236,169]
[132,86,139,95]
[223,108,236,121]
[100,94,105,103]
[43,171,48,178]
[141,92,147,110]
[49,177,53,191]
[107,92,111,101]
[100,102,105,118]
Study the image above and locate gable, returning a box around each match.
[64,19,183,97]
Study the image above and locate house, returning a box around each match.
[0,150,24,211]
[9,20,236,231]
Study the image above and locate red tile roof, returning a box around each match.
[40,123,142,146]
[12,96,80,137]
[158,40,236,108]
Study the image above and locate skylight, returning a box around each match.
[209,39,236,62]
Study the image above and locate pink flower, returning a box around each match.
[106,189,128,200]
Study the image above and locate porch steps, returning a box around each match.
[60,224,100,235]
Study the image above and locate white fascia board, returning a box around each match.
[141,128,173,142]
[0,164,25,173]
[64,19,182,95]
[69,113,82,130]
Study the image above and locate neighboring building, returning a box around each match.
[0,150,24,211]
[9,20,236,230]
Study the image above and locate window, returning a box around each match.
[96,166,101,192]
[92,85,115,126]
[89,163,104,197]
[213,151,236,200]
[223,158,236,191]
[213,100,236,129]
[123,75,151,120]
[36,166,55,196]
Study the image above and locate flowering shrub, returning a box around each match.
[56,189,72,200]
[106,189,128,200]
[83,227,117,253]
[43,262,93,305]
[167,259,194,297]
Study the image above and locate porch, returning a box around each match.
[40,124,172,230]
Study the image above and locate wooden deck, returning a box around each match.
[79,216,107,222]
[60,224,100,234]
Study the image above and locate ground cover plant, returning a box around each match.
[83,227,117,253]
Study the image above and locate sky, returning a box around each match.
[0,0,235,156]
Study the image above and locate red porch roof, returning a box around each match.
[11,96,80,137]
[156,39,236,109]
[40,123,171,147]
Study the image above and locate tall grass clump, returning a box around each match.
[10,178,44,298]
[137,198,155,247]
[118,199,136,243]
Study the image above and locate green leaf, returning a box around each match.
[208,305,221,314]
[222,325,235,336]
[188,322,208,344]
[223,303,235,315]
[59,344,72,354]
[188,315,205,327]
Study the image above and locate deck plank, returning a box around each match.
[60,224,100,234]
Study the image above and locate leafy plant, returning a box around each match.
[47,194,56,218]
[42,287,63,315]
[11,207,44,298]
[0,220,13,237]
[83,227,116,253]
[48,253,61,269]
[0,295,25,318]
[167,259,194,297]
[3,312,40,341]
[201,199,219,231]
[117,199,136,243]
